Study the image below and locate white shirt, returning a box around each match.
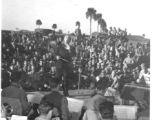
[138,69,150,86]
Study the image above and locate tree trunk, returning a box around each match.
[90,18,92,38]
[97,22,99,32]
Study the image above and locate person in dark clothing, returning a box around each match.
[28,103,39,120]
[75,21,82,45]
[2,71,31,115]
[55,35,72,96]
[40,77,69,120]
[1,69,11,89]
[118,67,132,93]
[137,91,150,119]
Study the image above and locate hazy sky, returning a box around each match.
[2,0,152,38]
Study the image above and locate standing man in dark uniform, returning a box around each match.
[75,21,82,45]
[55,35,72,97]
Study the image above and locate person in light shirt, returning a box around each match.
[137,63,150,86]
[123,53,134,69]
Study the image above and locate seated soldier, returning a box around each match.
[118,67,132,93]
[137,63,150,86]
[123,53,134,69]
[40,77,69,120]
[2,71,31,115]
[105,62,113,75]
[84,78,107,111]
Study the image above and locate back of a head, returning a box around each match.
[99,101,114,119]
[50,77,60,89]
[76,21,80,27]
[97,78,109,91]
[10,71,22,83]
[38,101,54,115]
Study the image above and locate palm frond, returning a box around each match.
[86,8,96,19]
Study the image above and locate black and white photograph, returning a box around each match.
[1,0,151,120]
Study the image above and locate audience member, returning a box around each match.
[2,71,31,115]
[99,101,115,120]
[84,78,107,111]
[34,101,53,120]
[40,77,69,120]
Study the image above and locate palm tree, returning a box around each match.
[102,19,107,33]
[98,18,102,32]
[36,19,42,28]
[86,8,96,37]
[93,13,102,32]
[98,18,107,33]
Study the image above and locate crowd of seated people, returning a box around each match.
[2,29,150,91]
[1,27,150,120]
